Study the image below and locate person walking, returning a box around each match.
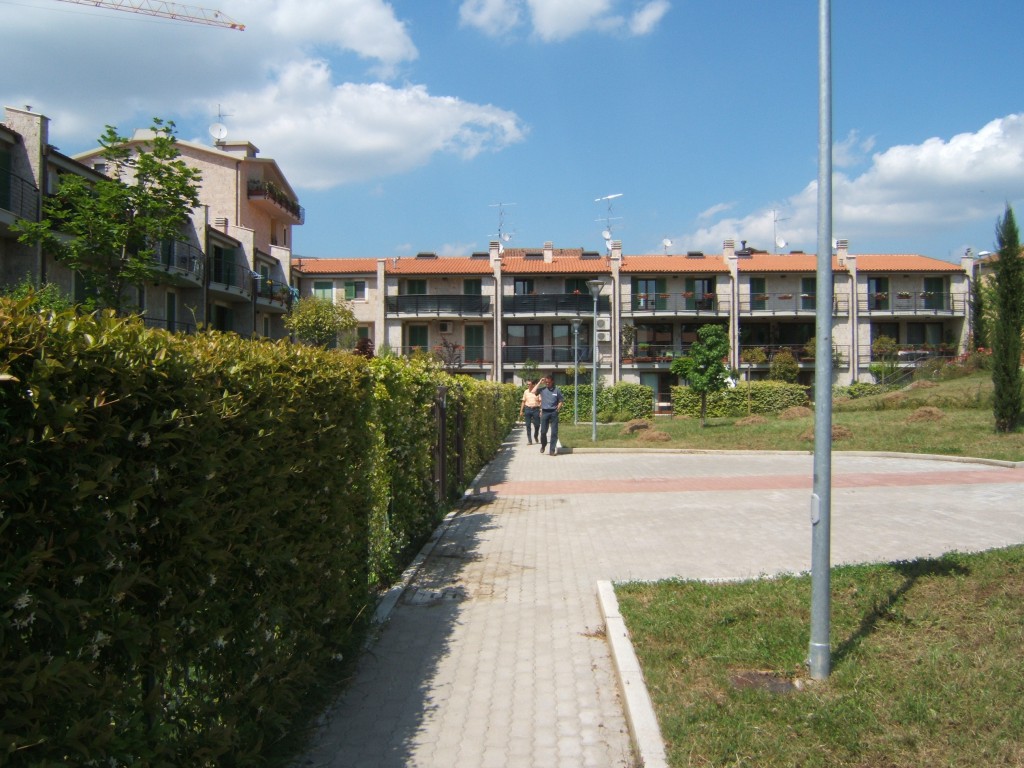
[532,373,564,456]
[519,379,541,445]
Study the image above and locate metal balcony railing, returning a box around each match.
[738,344,851,367]
[0,167,40,220]
[739,292,849,314]
[246,179,305,223]
[502,344,595,364]
[858,292,962,314]
[622,293,723,314]
[153,239,204,282]
[208,256,252,292]
[255,278,294,303]
[386,295,491,315]
[504,294,611,314]
[142,316,196,334]
[856,344,958,364]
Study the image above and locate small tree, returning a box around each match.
[992,205,1023,433]
[971,273,989,349]
[671,324,730,427]
[768,347,799,382]
[284,296,356,347]
[13,118,202,313]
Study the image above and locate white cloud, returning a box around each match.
[459,0,522,37]
[223,59,528,189]
[832,129,875,168]
[677,115,1024,254]
[698,202,735,220]
[459,0,669,39]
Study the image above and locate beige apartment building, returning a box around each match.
[290,240,974,399]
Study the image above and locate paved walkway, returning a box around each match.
[299,433,1024,768]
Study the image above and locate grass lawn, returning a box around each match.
[557,373,1024,462]
[616,547,1024,767]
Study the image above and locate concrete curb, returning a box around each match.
[597,580,668,768]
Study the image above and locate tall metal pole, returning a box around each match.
[572,318,582,425]
[809,0,833,680]
[587,280,602,442]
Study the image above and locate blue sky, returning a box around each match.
[3,0,1023,262]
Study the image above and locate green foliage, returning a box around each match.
[2,278,75,313]
[992,205,1024,432]
[519,359,541,384]
[767,347,799,383]
[971,274,988,349]
[833,382,888,400]
[0,298,517,766]
[740,346,767,364]
[672,381,808,418]
[671,325,730,426]
[563,382,654,422]
[12,119,202,314]
[284,296,357,347]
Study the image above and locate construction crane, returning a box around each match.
[51,0,244,30]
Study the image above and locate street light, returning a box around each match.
[571,317,582,425]
[586,279,603,442]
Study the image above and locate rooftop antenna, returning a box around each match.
[595,193,623,253]
[662,238,673,255]
[489,202,516,254]
[208,103,232,143]
[772,209,791,253]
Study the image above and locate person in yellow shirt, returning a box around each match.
[519,379,541,445]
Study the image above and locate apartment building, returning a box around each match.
[291,239,973,394]
[1,105,303,338]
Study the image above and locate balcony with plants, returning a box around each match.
[246,179,305,224]
[504,292,610,315]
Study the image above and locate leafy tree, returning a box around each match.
[992,205,1023,433]
[671,324,730,427]
[768,347,799,383]
[284,296,356,347]
[13,118,202,313]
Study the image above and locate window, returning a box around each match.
[632,278,665,309]
[407,324,428,351]
[263,316,270,337]
[211,245,238,285]
[923,277,946,310]
[357,325,370,339]
[906,323,943,346]
[868,277,889,310]
[463,279,482,295]
[403,279,427,295]
[212,305,234,332]
[749,277,766,310]
[0,147,13,210]
[801,277,816,310]
[312,281,333,301]
[636,323,672,357]
[514,278,534,295]
[465,325,484,362]
[872,322,899,343]
[685,277,716,310]
[344,280,366,301]
[505,324,542,363]
[565,278,591,294]
[552,324,572,362]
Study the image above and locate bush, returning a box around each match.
[768,348,799,382]
[833,382,888,400]
[672,381,808,418]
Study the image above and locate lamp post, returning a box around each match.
[586,279,602,442]
[571,317,582,425]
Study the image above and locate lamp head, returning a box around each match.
[586,279,603,297]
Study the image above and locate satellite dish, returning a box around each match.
[502,233,512,242]
[209,122,227,140]
[602,230,612,241]
[776,237,787,249]
[498,242,505,255]
[662,238,672,248]
[831,238,838,250]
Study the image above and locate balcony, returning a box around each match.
[504,293,611,314]
[152,239,203,286]
[502,344,595,364]
[0,167,40,227]
[858,292,963,315]
[246,179,305,224]
[621,343,689,363]
[857,344,958,365]
[142,316,197,334]
[739,344,850,367]
[208,256,252,300]
[397,346,493,368]
[621,293,724,316]
[255,277,294,312]
[386,294,491,316]
[740,292,849,316]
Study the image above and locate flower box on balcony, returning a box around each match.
[703,293,716,299]
[681,291,694,298]
[874,292,887,300]
[754,294,768,301]
[897,291,911,299]
[778,293,793,300]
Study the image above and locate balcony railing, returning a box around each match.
[622,293,723,314]
[740,292,849,315]
[0,167,40,220]
[397,346,492,366]
[622,343,689,362]
[142,316,196,334]
[504,294,611,314]
[153,239,204,283]
[208,256,252,293]
[386,295,491,315]
[856,344,958,364]
[738,344,851,367]
[858,292,962,314]
[246,179,305,224]
[502,344,595,364]
[255,278,294,304]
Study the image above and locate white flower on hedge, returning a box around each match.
[12,612,36,629]
[213,634,226,649]
[332,653,344,662]
[93,630,110,645]
[12,590,32,610]
[151,466,160,482]
[137,433,151,448]
[208,573,217,586]
[73,576,84,586]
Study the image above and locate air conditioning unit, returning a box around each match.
[596,331,612,342]
[438,321,453,334]
[595,317,611,331]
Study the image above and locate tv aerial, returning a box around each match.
[489,202,516,254]
[772,209,790,253]
[208,104,231,143]
[595,193,623,253]
[662,238,673,255]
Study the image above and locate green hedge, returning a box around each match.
[672,380,809,417]
[563,382,654,422]
[0,300,516,766]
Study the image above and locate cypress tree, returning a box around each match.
[992,205,1023,433]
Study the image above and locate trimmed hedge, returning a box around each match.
[0,300,516,766]
[672,380,809,417]
[563,382,654,422]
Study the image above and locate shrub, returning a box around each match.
[768,348,800,382]
[833,382,887,400]
[672,381,808,418]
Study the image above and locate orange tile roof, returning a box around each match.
[733,252,846,272]
[853,254,964,272]
[621,254,729,273]
[292,258,378,275]
[500,248,612,274]
[387,256,495,275]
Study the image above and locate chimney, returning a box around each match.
[835,238,849,266]
[543,240,554,263]
[489,239,501,265]
[610,240,622,262]
[723,239,735,259]
[214,217,229,231]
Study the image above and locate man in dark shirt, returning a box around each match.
[532,373,564,456]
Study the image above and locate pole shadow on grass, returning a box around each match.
[831,556,971,668]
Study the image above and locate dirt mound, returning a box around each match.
[779,406,813,420]
[800,424,853,442]
[907,379,938,390]
[636,429,671,442]
[621,419,653,435]
[735,415,768,426]
[906,406,944,423]
[882,392,905,406]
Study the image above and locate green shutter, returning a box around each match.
[344,281,356,300]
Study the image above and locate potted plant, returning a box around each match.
[740,347,768,364]
[897,291,911,299]
[682,290,694,298]
[778,293,793,300]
